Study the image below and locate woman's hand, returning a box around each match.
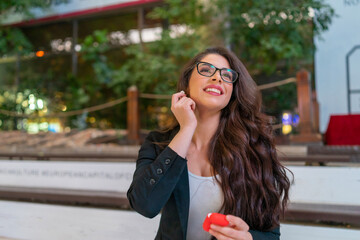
[209,215,253,240]
[168,91,197,158]
[171,91,197,130]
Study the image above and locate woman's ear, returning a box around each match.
[185,87,190,97]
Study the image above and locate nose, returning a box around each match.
[212,69,222,83]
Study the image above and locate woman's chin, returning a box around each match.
[196,102,227,113]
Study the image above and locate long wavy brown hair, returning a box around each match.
[172,47,291,231]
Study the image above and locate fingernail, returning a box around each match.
[180,90,185,94]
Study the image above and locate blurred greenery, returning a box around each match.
[262,82,298,116]
[0,88,48,130]
[0,0,335,131]
[216,0,335,75]
[0,0,69,56]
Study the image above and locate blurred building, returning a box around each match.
[0,0,165,132]
[1,0,163,78]
[315,0,360,132]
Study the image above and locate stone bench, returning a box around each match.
[285,202,360,226]
[1,185,359,227]
[2,146,359,164]
[277,145,360,164]
[1,159,359,227]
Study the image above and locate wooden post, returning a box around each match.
[312,90,320,133]
[297,70,312,134]
[127,86,140,144]
[290,70,322,144]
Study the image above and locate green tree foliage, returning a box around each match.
[0,0,59,15]
[112,30,205,95]
[215,0,335,74]
[113,0,211,95]
[114,0,334,122]
[0,89,48,130]
[0,0,69,56]
[0,28,32,56]
[81,30,113,84]
[0,0,335,131]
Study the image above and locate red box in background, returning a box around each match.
[325,114,360,145]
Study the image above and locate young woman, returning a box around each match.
[127,47,291,240]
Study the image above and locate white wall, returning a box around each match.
[0,160,135,192]
[287,166,360,205]
[315,0,360,132]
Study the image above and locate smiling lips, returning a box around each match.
[203,85,224,96]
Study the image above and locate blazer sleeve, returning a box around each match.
[127,131,187,218]
[249,226,280,240]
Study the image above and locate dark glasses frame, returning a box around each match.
[196,61,238,83]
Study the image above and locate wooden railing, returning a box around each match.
[125,69,322,144]
[0,69,321,145]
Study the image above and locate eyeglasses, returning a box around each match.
[196,61,238,83]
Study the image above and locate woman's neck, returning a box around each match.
[192,109,220,150]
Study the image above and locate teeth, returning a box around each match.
[205,88,221,94]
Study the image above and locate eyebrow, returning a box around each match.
[201,61,231,70]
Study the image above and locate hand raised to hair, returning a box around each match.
[209,215,253,240]
[171,91,197,131]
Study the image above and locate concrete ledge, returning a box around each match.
[0,186,130,209]
[277,145,308,156]
[1,186,359,227]
[279,155,356,163]
[285,202,360,227]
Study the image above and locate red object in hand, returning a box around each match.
[203,213,229,232]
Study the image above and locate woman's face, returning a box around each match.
[188,54,234,112]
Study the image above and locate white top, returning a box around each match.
[186,171,224,240]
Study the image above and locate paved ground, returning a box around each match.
[0,200,359,240]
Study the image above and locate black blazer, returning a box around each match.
[127,128,281,240]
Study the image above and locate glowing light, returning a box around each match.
[282,112,294,135]
[61,105,67,111]
[29,94,35,104]
[39,122,49,131]
[248,22,255,28]
[37,99,44,109]
[22,100,28,108]
[89,117,96,123]
[36,51,45,57]
[308,7,315,18]
[292,114,300,126]
[29,103,36,110]
[28,123,39,134]
[49,122,61,132]
[16,92,23,104]
[75,44,81,52]
[282,112,292,125]
[161,107,168,113]
[282,125,292,135]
